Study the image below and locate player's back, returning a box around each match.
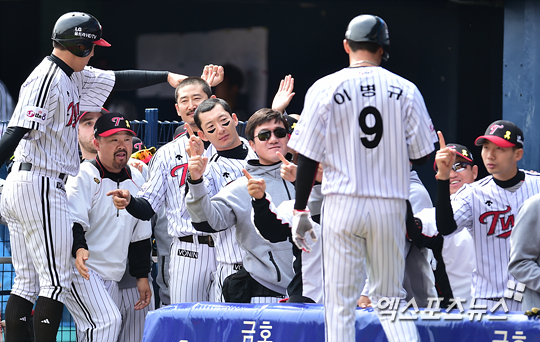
[300,66,435,199]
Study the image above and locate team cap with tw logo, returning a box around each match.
[474,120,524,148]
[433,142,473,171]
[94,112,136,138]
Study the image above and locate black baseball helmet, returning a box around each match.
[345,14,390,61]
[51,12,110,57]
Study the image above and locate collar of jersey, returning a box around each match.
[90,156,132,182]
[215,142,248,160]
[48,54,74,77]
[493,169,525,189]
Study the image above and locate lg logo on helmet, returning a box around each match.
[74,27,97,40]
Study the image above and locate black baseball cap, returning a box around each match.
[475,120,524,148]
[447,143,473,163]
[132,137,146,152]
[94,112,136,138]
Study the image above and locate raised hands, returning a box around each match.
[167,72,189,88]
[185,123,205,157]
[243,169,266,200]
[188,128,208,181]
[201,64,225,87]
[271,75,295,114]
[434,131,456,181]
[277,151,297,182]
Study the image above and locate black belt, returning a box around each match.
[179,235,214,247]
[19,163,67,182]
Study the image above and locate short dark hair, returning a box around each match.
[193,98,233,131]
[347,40,381,53]
[174,77,212,103]
[245,108,289,141]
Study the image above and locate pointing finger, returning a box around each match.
[106,189,124,198]
[437,131,446,149]
[185,123,195,137]
[242,169,253,180]
[276,151,290,165]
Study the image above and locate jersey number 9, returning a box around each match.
[359,106,383,148]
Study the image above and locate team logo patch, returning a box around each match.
[178,249,198,259]
[26,110,47,121]
[93,177,100,184]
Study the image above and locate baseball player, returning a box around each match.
[63,112,152,341]
[108,77,294,304]
[435,120,540,311]
[358,168,437,309]
[107,78,220,304]
[407,143,476,308]
[288,14,437,342]
[76,109,155,341]
[0,11,203,340]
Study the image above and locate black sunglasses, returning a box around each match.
[256,127,288,141]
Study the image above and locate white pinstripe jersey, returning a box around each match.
[288,66,437,199]
[138,133,216,237]
[203,141,258,264]
[8,56,114,176]
[451,170,540,299]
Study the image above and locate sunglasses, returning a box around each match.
[256,127,288,141]
[435,162,472,173]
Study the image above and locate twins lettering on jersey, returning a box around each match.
[66,102,81,128]
[479,205,514,238]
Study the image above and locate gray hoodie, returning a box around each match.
[186,160,295,294]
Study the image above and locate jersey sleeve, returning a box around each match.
[450,185,473,235]
[404,86,437,160]
[65,163,99,231]
[8,73,58,135]
[287,82,329,162]
[79,67,115,113]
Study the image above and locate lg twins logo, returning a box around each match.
[111,116,125,126]
[26,110,46,121]
[479,205,514,238]
[133,142,144,151]
[489,124,505,134]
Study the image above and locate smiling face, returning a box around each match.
[481,140,523,181]
[197,103,241,151]
[175,83,209,131]
[249,119,289,165]
[94,131,133,173]
[449,156,478,195]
